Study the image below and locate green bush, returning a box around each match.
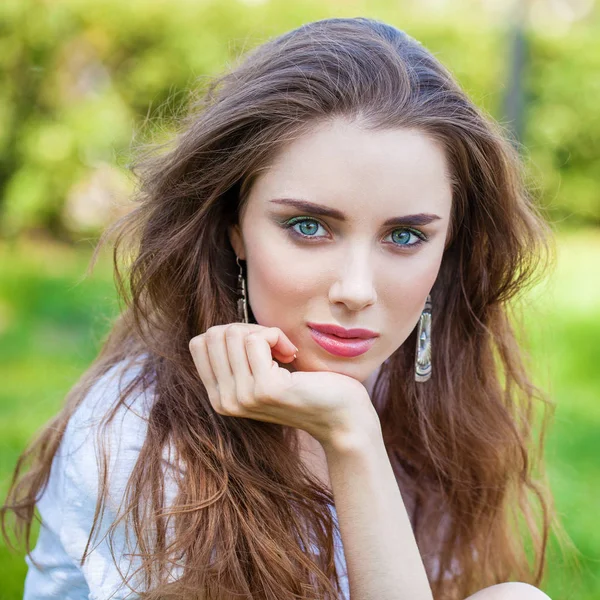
[0,0,598,235]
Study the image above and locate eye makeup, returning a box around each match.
[280,215,429,250]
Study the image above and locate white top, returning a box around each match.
[23,360,349,600]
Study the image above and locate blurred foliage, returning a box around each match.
[527,28,600,226]
[0,0,599,240]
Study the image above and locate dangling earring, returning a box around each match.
[415,294,432,383]
[236,256,249,324]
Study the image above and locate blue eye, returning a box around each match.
[385,228,426,247]
[283,216,427,250]
[285,217,327,238]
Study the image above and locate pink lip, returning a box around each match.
[306,322,380,339]
[307,325,378,358]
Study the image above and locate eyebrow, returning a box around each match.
[269,198,442,227]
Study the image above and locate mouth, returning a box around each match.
[306,322,380,339]
[307,326,377,358]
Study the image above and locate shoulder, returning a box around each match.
[65,355,153,446]
[58,356,156,511]
[27,357,158,599]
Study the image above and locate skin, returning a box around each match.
[190,116,553,599]
[223,116,454,482]
[228,117,453,386]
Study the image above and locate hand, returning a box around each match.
[188,323,380,450]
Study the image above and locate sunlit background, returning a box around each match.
[1,0,599,598]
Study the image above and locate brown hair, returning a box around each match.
[1,17,568,600]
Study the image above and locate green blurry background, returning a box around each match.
[0,0,598,598]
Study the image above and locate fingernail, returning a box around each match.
[293,353,297,359]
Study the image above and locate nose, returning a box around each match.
[328,248,378,311]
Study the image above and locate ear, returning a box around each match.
[228,224,246,260]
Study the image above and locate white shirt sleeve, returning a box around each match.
[23,359,175,600]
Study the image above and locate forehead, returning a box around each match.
[247,118,453,220]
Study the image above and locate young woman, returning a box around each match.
[2,17,563,600]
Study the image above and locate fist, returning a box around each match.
[188,323,380,450]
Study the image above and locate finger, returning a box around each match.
[245,332,279,383]
[224,325,254,402]
[204,328,236,400]
[260,327,298,361]
[189,336,221,409]
[227,324,297,363]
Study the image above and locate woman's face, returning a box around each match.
[228,118,453,384]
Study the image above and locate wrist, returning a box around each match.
[321,409,383,458]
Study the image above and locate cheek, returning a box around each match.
[380,254,441,345]
[244,243,325,327]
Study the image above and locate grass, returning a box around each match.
[0,230,599,599]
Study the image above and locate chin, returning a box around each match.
[294,354,373,381]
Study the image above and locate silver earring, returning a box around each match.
[415,294,432,383]
[236,256,249,324]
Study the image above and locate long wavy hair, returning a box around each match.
[2,17,567,600]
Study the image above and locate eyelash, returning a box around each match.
[283,216,429,249]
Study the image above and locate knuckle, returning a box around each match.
[221,403,241,417]
[219,392,239,413]
[207,396,224,414]
[205,328,221,343]
[225,324,243,340]
[268,326,283,338]
[219,391,234,405]
[189,335,205,352]
[237,393,255,408]
[245,332,259,344]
